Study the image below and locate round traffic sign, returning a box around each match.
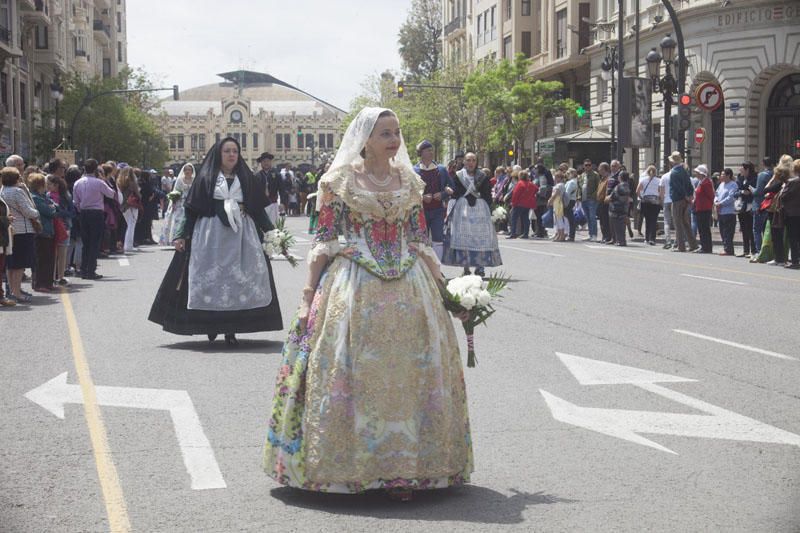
[695,127,706,144]
[695,82,722,112]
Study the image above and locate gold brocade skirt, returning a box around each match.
[264,256,473,493]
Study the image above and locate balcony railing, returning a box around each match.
[35,0,48,14]
[75,49,87,57]
[93,20,111,38]
[444,16,465,36]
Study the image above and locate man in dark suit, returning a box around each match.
[256,152,279,224]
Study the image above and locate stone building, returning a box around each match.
[0,0,127,159]
[443,0,800,171]
[155,70,346,169]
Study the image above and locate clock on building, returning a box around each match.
[230,109,243,123]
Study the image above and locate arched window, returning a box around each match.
[766,73,800,161]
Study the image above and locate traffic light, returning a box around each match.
[507,148,514,157]
[172,85,179,101]
[397,81,405,98]
[795,139,800,151]
[575,106,586,118]
[297,128,303,140]
[678,93,692,130]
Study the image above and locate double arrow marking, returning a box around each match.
[26,373,226,490]
[540,353,800,454]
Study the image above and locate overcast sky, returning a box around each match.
[126,0,407,110]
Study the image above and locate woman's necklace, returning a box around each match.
[365,172,393,187]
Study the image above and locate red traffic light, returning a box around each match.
[795,139,800,149]
[679,94,692,106]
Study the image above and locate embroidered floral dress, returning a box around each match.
[264,165,473,493]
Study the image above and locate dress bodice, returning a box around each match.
[311,165,432,280]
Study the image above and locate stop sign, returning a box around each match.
[694,127,706,144]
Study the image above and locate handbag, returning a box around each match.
[541,207,554,228]
[573,202,587,226]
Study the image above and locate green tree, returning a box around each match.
[397,0,442,81]
[33,68,168,167]
[464,54,579,162]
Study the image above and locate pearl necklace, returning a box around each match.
[365,172,393,187]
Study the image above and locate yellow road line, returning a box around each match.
[61,292,131,533]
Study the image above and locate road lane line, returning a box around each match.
[117,257,130,267]
[680,274,747,286]
[673,329,797,361]
[583,244,660,256]
[591,250,800,284]
[60,292,132,532]
[498,244,564,257]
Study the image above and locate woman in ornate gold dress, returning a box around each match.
[264,108,473,498]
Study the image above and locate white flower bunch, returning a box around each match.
[446,274,492,310]
[491,206,508,223]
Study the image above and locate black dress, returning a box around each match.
[148,185,283,336]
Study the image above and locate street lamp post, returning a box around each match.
[50,79,64,148]
[645,33,678,170]
[601,43,619,162]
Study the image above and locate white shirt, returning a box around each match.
[660,172,672,204]
[640,174,660,198]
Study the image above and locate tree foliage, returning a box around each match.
[397,0,442,81]
[33,67,168,167]
[464,54,579,160]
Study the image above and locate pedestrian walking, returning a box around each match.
[443,152,502,277]
[148,137,282,345]
[413,139,453,260]
[264,107,472,500]
[159,163,194,246]
[609,171,632,246]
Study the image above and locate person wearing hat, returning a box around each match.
[413,140,453,260]
[668,152,699,252]
[256,152,279,224]
[692,164,715,253]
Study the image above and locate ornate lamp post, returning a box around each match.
[50,79,65,147]
[645,33,677,170]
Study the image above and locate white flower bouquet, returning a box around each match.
[262,217,299,267]
[439,273,510,367]
[491,205,508,223]
[166,191,181,203]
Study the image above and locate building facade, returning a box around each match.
[444,0,800,171]
[156,71,346,169]
[0,0,127,159]
[586,0,800,171]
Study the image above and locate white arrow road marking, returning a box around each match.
[680,274,746,285]
[25,373,226,490]
[673,329,797,361]
[540,353,800,454]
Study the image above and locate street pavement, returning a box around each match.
[2,216,799,532]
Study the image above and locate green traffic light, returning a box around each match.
[576,106,586,118]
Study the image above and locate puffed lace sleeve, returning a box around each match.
[405,203,440,266]
[308,185,342,262]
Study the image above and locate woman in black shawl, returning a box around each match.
[148,137,283,345]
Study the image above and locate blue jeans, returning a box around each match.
[690,206,698,238]
[752,209,768,253]
[510,206,530,237]
[583,199,598,238]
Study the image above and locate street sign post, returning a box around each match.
[695,82,722,112]
[694,127,706,145]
